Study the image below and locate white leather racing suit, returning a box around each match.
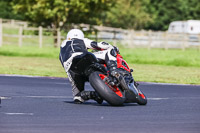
[59,38,117,100]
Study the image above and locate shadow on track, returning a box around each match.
[64,100,139,107]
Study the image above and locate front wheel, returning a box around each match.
[125,83,147,105]
[89,71,126,106]
[136,89,147,105]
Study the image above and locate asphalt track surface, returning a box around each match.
[0,75,200,133]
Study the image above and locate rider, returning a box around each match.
[59,29,120,104]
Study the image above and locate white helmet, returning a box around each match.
[66,29,84,40]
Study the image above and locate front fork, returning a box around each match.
[105,71,142,103]
[110,71,130,91]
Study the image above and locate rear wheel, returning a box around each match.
[89,71,125,106]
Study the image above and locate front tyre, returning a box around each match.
[89,71,125,106]
[137,89,147,105]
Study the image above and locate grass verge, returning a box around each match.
[130,64,200,85]
[0,45,200,67]
[0,45,199,84]
[0,56,66,77]
[0,56,199,85]
[119,48,200,67]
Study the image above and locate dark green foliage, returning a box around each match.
[104,0,153,30]
[67,0,115,25]
[145,0,200,30]
[0,0,24,20]
[1,0,200,31]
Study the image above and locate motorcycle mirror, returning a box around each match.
[130,69,134,72]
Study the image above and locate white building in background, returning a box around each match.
[168,20,200,34]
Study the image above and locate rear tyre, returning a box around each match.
[89,71,125,106]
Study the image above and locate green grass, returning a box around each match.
[0,55,199,84]
[119,48,200,67]
[3,26,19,35]
[130,64,200,85]
[0,56,66,77]
[0,45,59,58]
[0,45,200,84]
[1,46,200,67]
[2,26,56,47]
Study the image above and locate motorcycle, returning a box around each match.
[70,51,147,106]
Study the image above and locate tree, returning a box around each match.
[145,0,200,30]
[0,0,24,20]
[12,0,115,47]
[103,0,153,30]
[12,0,69,47]
[67,0,115,25]
[6,0,200,33]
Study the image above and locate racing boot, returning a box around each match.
[107,60,118,75]
[107,60,129,90]
[74,91,103,104]
[107,60,121,82]
[90,91,103,104]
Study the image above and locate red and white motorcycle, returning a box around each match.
[70,52,147,106]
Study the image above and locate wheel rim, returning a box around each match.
[138,90,146,99]
[99,74,123,97]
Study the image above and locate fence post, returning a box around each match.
[11,19,15,26]
[181,34,186,51]
[199,34,200,51]
[148,30,152,50]
[39,26,43,48]
[95,30,98,42]
[184,34,188,51]
[164,32,168,50]
[18,27,23,47]
[0,18,2,47]
[130,30,134,48]
[57,28,61,47]
[113,31,117,46]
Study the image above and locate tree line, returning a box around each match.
[0,0,200,31]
